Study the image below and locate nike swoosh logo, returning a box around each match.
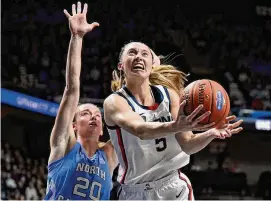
[176,189,183,198]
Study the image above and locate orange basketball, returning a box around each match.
[180,79,230,129]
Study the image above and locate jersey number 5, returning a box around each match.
[73,177,101,200]
[155,138,167,152]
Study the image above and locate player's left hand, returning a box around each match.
[64,2,99,37]
[207,115,243,139]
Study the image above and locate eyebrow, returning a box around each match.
[128,48,150,53]
[80,109,101,114]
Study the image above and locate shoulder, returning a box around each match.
[104,93,124,108]
[99,140,114,154]
[103,93,131,113]
[166,87,180,103]
[99,141,117,164]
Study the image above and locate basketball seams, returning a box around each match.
[191,81,196,115]
[207,80,213,124]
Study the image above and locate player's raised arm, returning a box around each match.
[49,2,99,163]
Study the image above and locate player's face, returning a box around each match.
[74,104,102,138]
[120,42,153,81]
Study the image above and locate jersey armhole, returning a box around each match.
[115,91,135,111]
[48,142,80,171]
[163,86,171,112]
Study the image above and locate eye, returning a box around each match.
[81,111,90,116]
[142,52,149,57]
[96,115,101,119]
[128,49,137,56]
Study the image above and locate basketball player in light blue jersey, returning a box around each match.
[44,2,117,200]
[104,42,243,200]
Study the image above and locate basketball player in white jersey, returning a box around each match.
[103,42,243,200]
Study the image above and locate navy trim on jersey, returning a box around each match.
[115,91,135,111]
[123,85,164,110]
[163,86,171,112]
[116,128,128,184]
[105,124,120,130]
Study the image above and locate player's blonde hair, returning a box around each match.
[111,65,188,95]
[112,41,188,94]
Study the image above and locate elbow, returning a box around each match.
[178,139,193,155]
[181,146,193,155]
[136,132,147,140]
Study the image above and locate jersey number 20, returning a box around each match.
[73,177,101,200]
[155,138,167,152]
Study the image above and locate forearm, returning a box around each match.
[177,131,215,155]
[50,36,83,149]
[136,121,176,140]
[65,35,83,90]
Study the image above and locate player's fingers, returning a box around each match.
[231,127,243,134]
[220,123,229,129]
[63,9,71,18]
[72,4,76,15]
[192,111,211,125]
[225,115,236,123]
[83,3,88,14]
[217,131,225,139]
[231,119,243,128]
[195,122,215,131]
[87,22,100,32]
[178,100,186,117]
[186,104,203,122]
[224,128,232,137]
[77,1,82,14]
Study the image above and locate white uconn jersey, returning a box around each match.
[107,85,190,185]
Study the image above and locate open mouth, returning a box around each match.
[89,122,97,126]
[132,63,145,71]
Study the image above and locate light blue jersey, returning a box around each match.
[44,142,112,200]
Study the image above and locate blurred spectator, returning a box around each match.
[25,182,38,200]
[1,142,47,200]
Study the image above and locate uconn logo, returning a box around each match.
[141,114,173,122]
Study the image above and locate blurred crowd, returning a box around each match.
[1,142,47,200]
[2,0,270,111]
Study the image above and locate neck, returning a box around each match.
[77,136,99,158]
[126,79,154,105]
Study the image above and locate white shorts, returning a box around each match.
[118,170,194,200]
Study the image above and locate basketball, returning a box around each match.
[180,79,230,129]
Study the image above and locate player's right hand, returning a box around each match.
[170,100,215,132]
[64,2,99,37]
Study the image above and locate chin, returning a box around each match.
[129,72,149,80]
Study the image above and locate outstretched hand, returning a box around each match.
[64,2,99,37]
[207,115,243,139]
[170,100,215,133]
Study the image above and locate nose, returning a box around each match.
[91,115,96,121]
[135,53,143,61]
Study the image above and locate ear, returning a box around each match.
[118,62,123,70]
[73,122,77,132]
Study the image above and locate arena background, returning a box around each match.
[1,0,271,199]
